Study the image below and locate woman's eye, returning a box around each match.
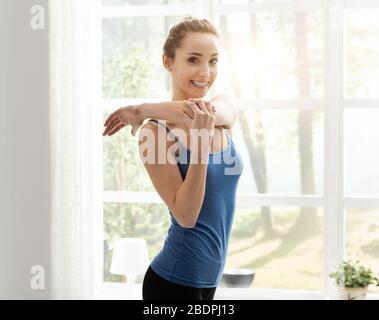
[188,57,218,65]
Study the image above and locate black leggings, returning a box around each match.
[142,265,217,300]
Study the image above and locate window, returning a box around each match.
[100,0,379,298]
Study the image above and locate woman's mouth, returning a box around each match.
[190,80,208,89]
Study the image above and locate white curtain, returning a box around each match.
[49,0,103,299]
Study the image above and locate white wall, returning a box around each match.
[0,0,50,299]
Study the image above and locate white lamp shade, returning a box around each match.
[110,238,150,277]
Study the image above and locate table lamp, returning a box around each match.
[110,238,150,298]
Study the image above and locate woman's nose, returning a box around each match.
[198,64,211,77]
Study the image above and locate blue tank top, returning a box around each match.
[148,119,244,288]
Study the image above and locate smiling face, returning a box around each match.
[163,32,220,101]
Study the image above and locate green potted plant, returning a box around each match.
[329,259,379,300]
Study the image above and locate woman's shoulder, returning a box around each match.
[139,120,180,152]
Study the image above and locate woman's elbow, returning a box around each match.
[182,220,197,229]
[180,215,197,229]
[173,209,197,229]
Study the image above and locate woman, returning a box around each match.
[103,17,244,300]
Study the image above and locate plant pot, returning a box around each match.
[336,286,368,300]
[221,268,255,288]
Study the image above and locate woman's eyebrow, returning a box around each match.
[187,52,219,57]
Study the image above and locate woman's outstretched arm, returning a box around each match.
[138,101,192,127]
[103,101,190,136]
[139,95,237,128]
[103,96,236,136]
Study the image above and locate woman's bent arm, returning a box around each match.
[173,141,211,228]
[138,122,210,228]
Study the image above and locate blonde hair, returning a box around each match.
[163,16,220,60]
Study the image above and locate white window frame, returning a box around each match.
[94,0,379,300]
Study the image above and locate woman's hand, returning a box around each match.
[175,99,216,153]
[176,100,215,130]
[179,98,216,122]
[103,105,143,137]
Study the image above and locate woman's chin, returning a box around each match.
[189,91,208,99]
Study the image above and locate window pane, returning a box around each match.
[235,109,324,194]
[345,9,379,98]
[103,202,170,282]
[225,206,324,291]
[102,0,194,5]
[103,111,155,191]
[217,12,324,99]
[102,16,186,99]
[344,109,379,197]
[345,208,379,294]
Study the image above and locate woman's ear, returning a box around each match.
[162,54,172,71]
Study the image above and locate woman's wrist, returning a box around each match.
[191,151,209,164]
[137,102,150,121]
[190,137,212,163]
